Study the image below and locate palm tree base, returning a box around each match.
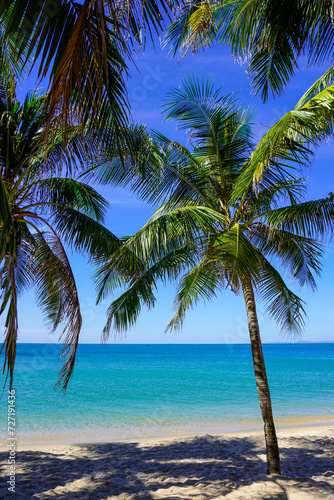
[264,422,281,475]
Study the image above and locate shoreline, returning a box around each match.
[13,417,334,449]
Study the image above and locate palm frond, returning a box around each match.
[211,223,263,291]
[0,0,178,142]
[231,84,334,206]
[14,224,35,294]
[152,132,220,208]
[43,0,129,141]
[83,124,164,201]
[164,0,234,56]
[240,176,306,218]
[165,0,334,100]
[295,65,334,109]
[307,0,334,66]
[32,231,82,391]
[137,203,227,257]
[166,257,222,332]
[101,241,196,339]
[247,41,298,103]
[0,255,18,390]
[250,223,323,289]
[0,174,15,255]
[50,207,122,259]
[264,198,334,239]
[162,75,236,144]
[95,203,219,304]
[28,177,109,221]
[256,257,307,336]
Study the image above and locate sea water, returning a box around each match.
[1,343,333,442]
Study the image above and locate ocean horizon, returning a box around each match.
[1,343,334,443]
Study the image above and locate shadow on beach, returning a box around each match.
[1,433,333,499]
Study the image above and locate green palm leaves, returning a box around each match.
[0,67,121,390]
[231,75,334,210]
[96,76,333,340]
[0,0,177,138]
[165,0,334,101]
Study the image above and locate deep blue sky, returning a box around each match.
[11,39,334,344]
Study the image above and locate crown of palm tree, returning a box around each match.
[93,76,334,339]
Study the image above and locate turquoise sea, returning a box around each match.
[1,343,334,442]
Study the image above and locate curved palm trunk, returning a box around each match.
[241,279,281,475]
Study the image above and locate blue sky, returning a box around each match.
[10,40,334,344]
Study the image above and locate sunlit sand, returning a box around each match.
[2,424,333,499]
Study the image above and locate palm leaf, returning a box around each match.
[231,83,334,208]
[32,231,82,391]
[95,203,219,305]
[83,124,165,202]
[29,177,109,221]
[256,257,307,336]
[0,255,18,389]
[295,65,334,109]
[50,207,122,259]
[162,75,236,143]
[250,223,322,289]
[264,198,334,238]
[0,174,15,255]
[166,257,223,331]
[0,0,178,142]
[97,203,219,289]
[165,0,334,100]
[152,132,220,208]
[101,242,196,338]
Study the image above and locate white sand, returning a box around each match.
[1,425,333,499]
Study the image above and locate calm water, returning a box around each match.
[1,343,334,441]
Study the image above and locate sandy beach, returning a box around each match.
[1,424,333,499]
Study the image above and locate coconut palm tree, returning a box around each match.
[93,77,334,474]
[0,59,122,391]
[164,0,334,101]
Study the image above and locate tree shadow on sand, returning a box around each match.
[0,434,333,499]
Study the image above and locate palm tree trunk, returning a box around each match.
[241,278,281,475]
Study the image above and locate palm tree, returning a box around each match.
[0,0,178,139]
[93,77,334,474]
[164,0,334,101]
[0,60,121,391]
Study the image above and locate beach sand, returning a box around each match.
[1,424,333,499]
